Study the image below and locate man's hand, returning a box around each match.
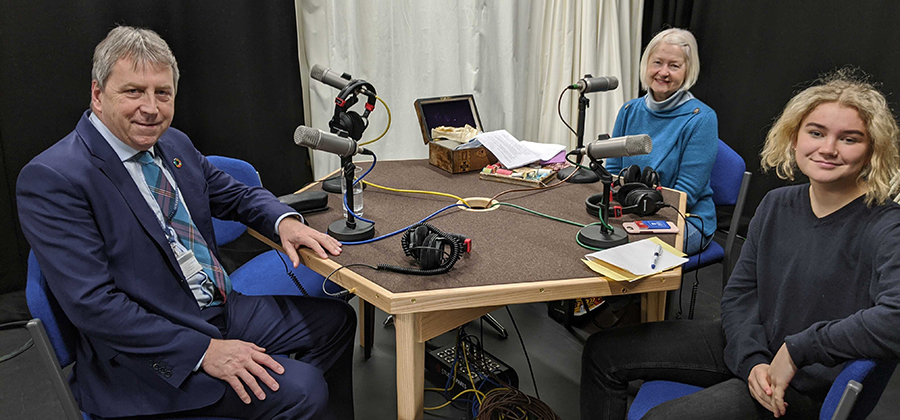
[278,216,341,267]
[201,338,285,404]
[767,344,798,417]
[748,363,782,415]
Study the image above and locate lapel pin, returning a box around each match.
[173,158,183,168]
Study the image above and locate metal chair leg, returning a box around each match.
[481,313,509,339]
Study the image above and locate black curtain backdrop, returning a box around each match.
[0,1,311,295]
[643,0,900,223]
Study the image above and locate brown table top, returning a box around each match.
[300,159,683,299]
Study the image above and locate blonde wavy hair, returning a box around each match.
[760,69,900,205]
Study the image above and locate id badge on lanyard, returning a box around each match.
[166,226,204,279]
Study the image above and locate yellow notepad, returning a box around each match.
[582,237,688,282]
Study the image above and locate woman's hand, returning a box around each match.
[748,363,782,415]
[767,344,798,417]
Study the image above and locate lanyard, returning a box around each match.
[143,156,182,244]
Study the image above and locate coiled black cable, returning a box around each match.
[276,250,310,297]
[377,223,465,275]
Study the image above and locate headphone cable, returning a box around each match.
[358,95,391,146]
[557,86,577,136]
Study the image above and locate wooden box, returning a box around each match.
[414,94,497,173]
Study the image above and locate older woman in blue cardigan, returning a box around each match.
[604,28,717,255]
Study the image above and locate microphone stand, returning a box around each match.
[321,106,349,194]
[322,92,364,194]
[577,156,628,248]
[327,157,375,241]
[557,88,600,184]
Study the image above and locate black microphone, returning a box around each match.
[310,64,352,90]
[293,126,369,157]
[570,76,619,93]
[575,134,652,159]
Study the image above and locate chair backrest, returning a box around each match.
[206,155,262,246]
[821,359,897,420]
[25,251,78,368]
[707,140,752,285]
[710,139,747,207]
[0,319,82,419]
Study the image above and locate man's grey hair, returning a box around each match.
[92,26,180,93]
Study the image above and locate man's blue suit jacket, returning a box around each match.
[16,111,296,418]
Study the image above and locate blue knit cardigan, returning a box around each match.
[605,95,718,239]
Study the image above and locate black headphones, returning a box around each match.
[377,223,471,275]
[612,165,665,217]
[328,79,377,141]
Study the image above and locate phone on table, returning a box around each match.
[622,220,679,234]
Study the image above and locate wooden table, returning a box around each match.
[253,159,685,420]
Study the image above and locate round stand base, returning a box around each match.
[323,176,367,194]
[557,166,600,184]
[578,225,628,249]
[322,177,342,193]
[328,219,375,242]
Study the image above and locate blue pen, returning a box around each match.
[651,244,662,270]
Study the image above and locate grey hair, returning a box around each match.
[92,26,179,93]
[639,28,701,92]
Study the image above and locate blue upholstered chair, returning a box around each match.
[627,359,897,420]
[206,155,340,298]
[25,252,234,420]
[683,140,751,289]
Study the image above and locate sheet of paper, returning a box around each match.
[474,130,542,169]
[454,139,484,150]
[520,141,566,161]
[540,150,567,164]
[584,237,688,277]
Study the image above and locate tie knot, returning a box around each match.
[136,151,155,165]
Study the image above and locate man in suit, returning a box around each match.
[17,26,355,420]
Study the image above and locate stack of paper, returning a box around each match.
[582,237,688,282]
[474,130,565,169]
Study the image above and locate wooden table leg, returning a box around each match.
[394,313,424,420]
[641,291,667,322]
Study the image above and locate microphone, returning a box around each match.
[310,64,352,90]
[575,134,652,160]
[293,126,368,157]
[571,76,619,93]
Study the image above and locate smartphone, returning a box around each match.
[622,220,679,234]
[636,220,670,230]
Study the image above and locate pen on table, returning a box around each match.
[650,244,662,270]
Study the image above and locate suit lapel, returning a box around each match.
[75,114,183,277]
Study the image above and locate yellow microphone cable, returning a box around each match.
[361,180,471,208]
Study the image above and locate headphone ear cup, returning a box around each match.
[616,165,641,188]
[418,233,443,270]
[625,165,641,185]
[641,166,658,188]
[403,225,431,258]
[330,111,365,140]
[644,168,660,188]
[643,189,664,215]
[626,188,665,216]
[624,188,643,208]
[616,183,642,204]
[345,111,365,140]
